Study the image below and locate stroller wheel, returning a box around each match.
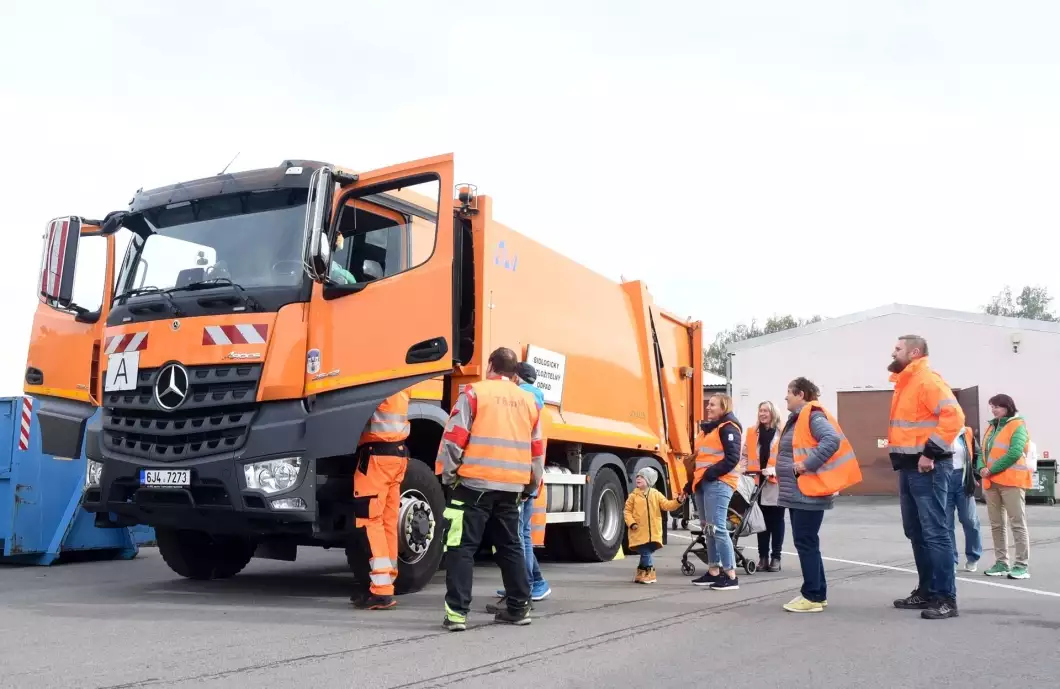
[745,559,757,575]
[681,561,696,576]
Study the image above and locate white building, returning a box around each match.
[727,303,1060,495]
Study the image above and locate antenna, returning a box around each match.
[218,152,240,176]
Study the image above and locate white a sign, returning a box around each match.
[104,352,140,392]
[525,345,566,406]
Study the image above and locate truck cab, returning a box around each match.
[25,155,463,591]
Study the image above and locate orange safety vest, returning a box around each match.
[458,378,540,490]
[745,425,780,484]
[694,420,740,490]
[359,390,411,445]
[982,418,1032,490]
[793,401,863,497]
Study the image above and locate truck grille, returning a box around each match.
[102,363,262,462]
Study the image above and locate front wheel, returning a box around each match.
[570,468,625,562]
[346,458,445,595]
[156,529,256,580]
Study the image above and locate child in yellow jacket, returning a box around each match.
[624,467,685,584]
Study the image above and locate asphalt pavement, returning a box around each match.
[1,498,1058,688]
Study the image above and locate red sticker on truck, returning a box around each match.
[202,324,268,345]
[104,332,149,354]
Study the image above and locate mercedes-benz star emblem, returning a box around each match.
[154,363,189,411]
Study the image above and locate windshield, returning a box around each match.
[119,188,308,295]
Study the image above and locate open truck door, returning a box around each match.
[24,216,114,458]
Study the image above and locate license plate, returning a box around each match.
[140,469,191,486]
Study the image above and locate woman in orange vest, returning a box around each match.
[978,394,1032,580]
[686,393,744,591]
[776,377,862,613]
[743,401,783,573]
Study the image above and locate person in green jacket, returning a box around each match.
[978,394,1031,580]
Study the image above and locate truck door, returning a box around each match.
[306,154,455,395]
[24,217,115,458]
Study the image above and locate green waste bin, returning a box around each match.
[1028,460,1056,505]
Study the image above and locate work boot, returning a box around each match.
[642,567,657,584]
[893,589,931,610]
[633,567,647,584]
[769,557,782,572]
[494,604,531,626]
[921,597,959,620]
[353,594,396,610]
[756,557,769,572]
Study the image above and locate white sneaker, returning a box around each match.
[964,561,978,573]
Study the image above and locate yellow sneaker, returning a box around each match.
[783,596,824,613]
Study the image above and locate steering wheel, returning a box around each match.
[271,260,302,278]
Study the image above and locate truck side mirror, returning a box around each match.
[303,166,335,283]
[38,216,83,308]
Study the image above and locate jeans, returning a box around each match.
[946,469,982,565]
[898,460,957,602]
[757,505,786,560]
[790,508,826,602]
[696,480,735,571]
[519,500,546,587]
[636,543,659,568]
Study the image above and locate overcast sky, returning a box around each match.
[2,0,1058,395]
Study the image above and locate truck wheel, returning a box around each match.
[156,529,255,580]
[345,459,445,595]
[570,468,624,562]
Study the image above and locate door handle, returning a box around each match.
[405,337,449,365]
[25,367,44,386]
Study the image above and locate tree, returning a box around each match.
[703,314,823,376]
[983,285,1057,322]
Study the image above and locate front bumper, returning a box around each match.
[83,399,318,537]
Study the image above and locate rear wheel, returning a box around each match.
[345,458,445,595]
[570,468,625,562]
[156,529,256,580]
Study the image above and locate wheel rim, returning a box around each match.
[398,488,435,565]
[598,487,622,544]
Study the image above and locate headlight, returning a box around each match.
[86,460,104,488]
[243,457,302,494]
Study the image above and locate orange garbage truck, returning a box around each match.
[24,153,703,593]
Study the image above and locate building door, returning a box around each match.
[954,386,981,435]
[836,390,897,496]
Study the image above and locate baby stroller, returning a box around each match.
[681,472,766,576]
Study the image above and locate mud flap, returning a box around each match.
[34,396,95,459]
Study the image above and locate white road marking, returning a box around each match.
[666,532,1060,598]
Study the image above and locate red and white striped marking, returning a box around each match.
[104,332,149,355]
[18,396,32,451]
[202,324,268,345]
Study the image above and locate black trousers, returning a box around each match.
[444,485,530,618]
[756,505,786,559]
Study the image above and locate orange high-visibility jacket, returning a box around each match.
[793,401,862,497]
[359,390,411,445]
[530,490,548,546]
[982,418,1032,490]
[694,420,741,490]
[744,425,780,484]
[888,358,965,465]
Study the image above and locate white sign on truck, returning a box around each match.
[526,345,566,406]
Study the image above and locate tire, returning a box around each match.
[570,468,625,562]
[156,529,255,580]
[345,458,446,595]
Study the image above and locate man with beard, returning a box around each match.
[887,335,965,620]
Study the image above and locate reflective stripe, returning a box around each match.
[816,450,857,472]
[934,399,958,414]
[370,572,393,586]
[462,456,530,471]
[889,420,937,429]
[369,421,408,433]
[467,435,531,449]
[993,442,1010,451]
[927,433,947,448]
[373,412,406,422]
[889,444,926,455]
[370,557,394,571]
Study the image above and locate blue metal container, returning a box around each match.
[1,396,155,565]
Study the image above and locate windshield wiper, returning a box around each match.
[115,286,184,316]
[167,279,264,312]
